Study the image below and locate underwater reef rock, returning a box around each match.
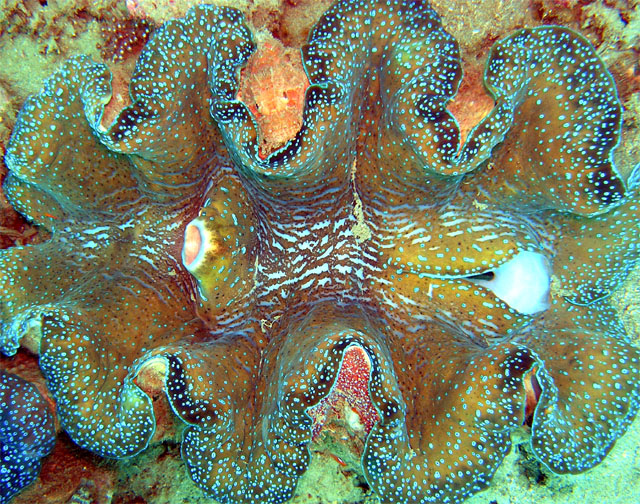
[1,0,640,503]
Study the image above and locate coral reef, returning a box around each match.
[0,0,639,503]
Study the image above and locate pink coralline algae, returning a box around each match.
[307,344,381,440]
[1,1,639,503]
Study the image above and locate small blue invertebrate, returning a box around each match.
[0,370,55,504]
